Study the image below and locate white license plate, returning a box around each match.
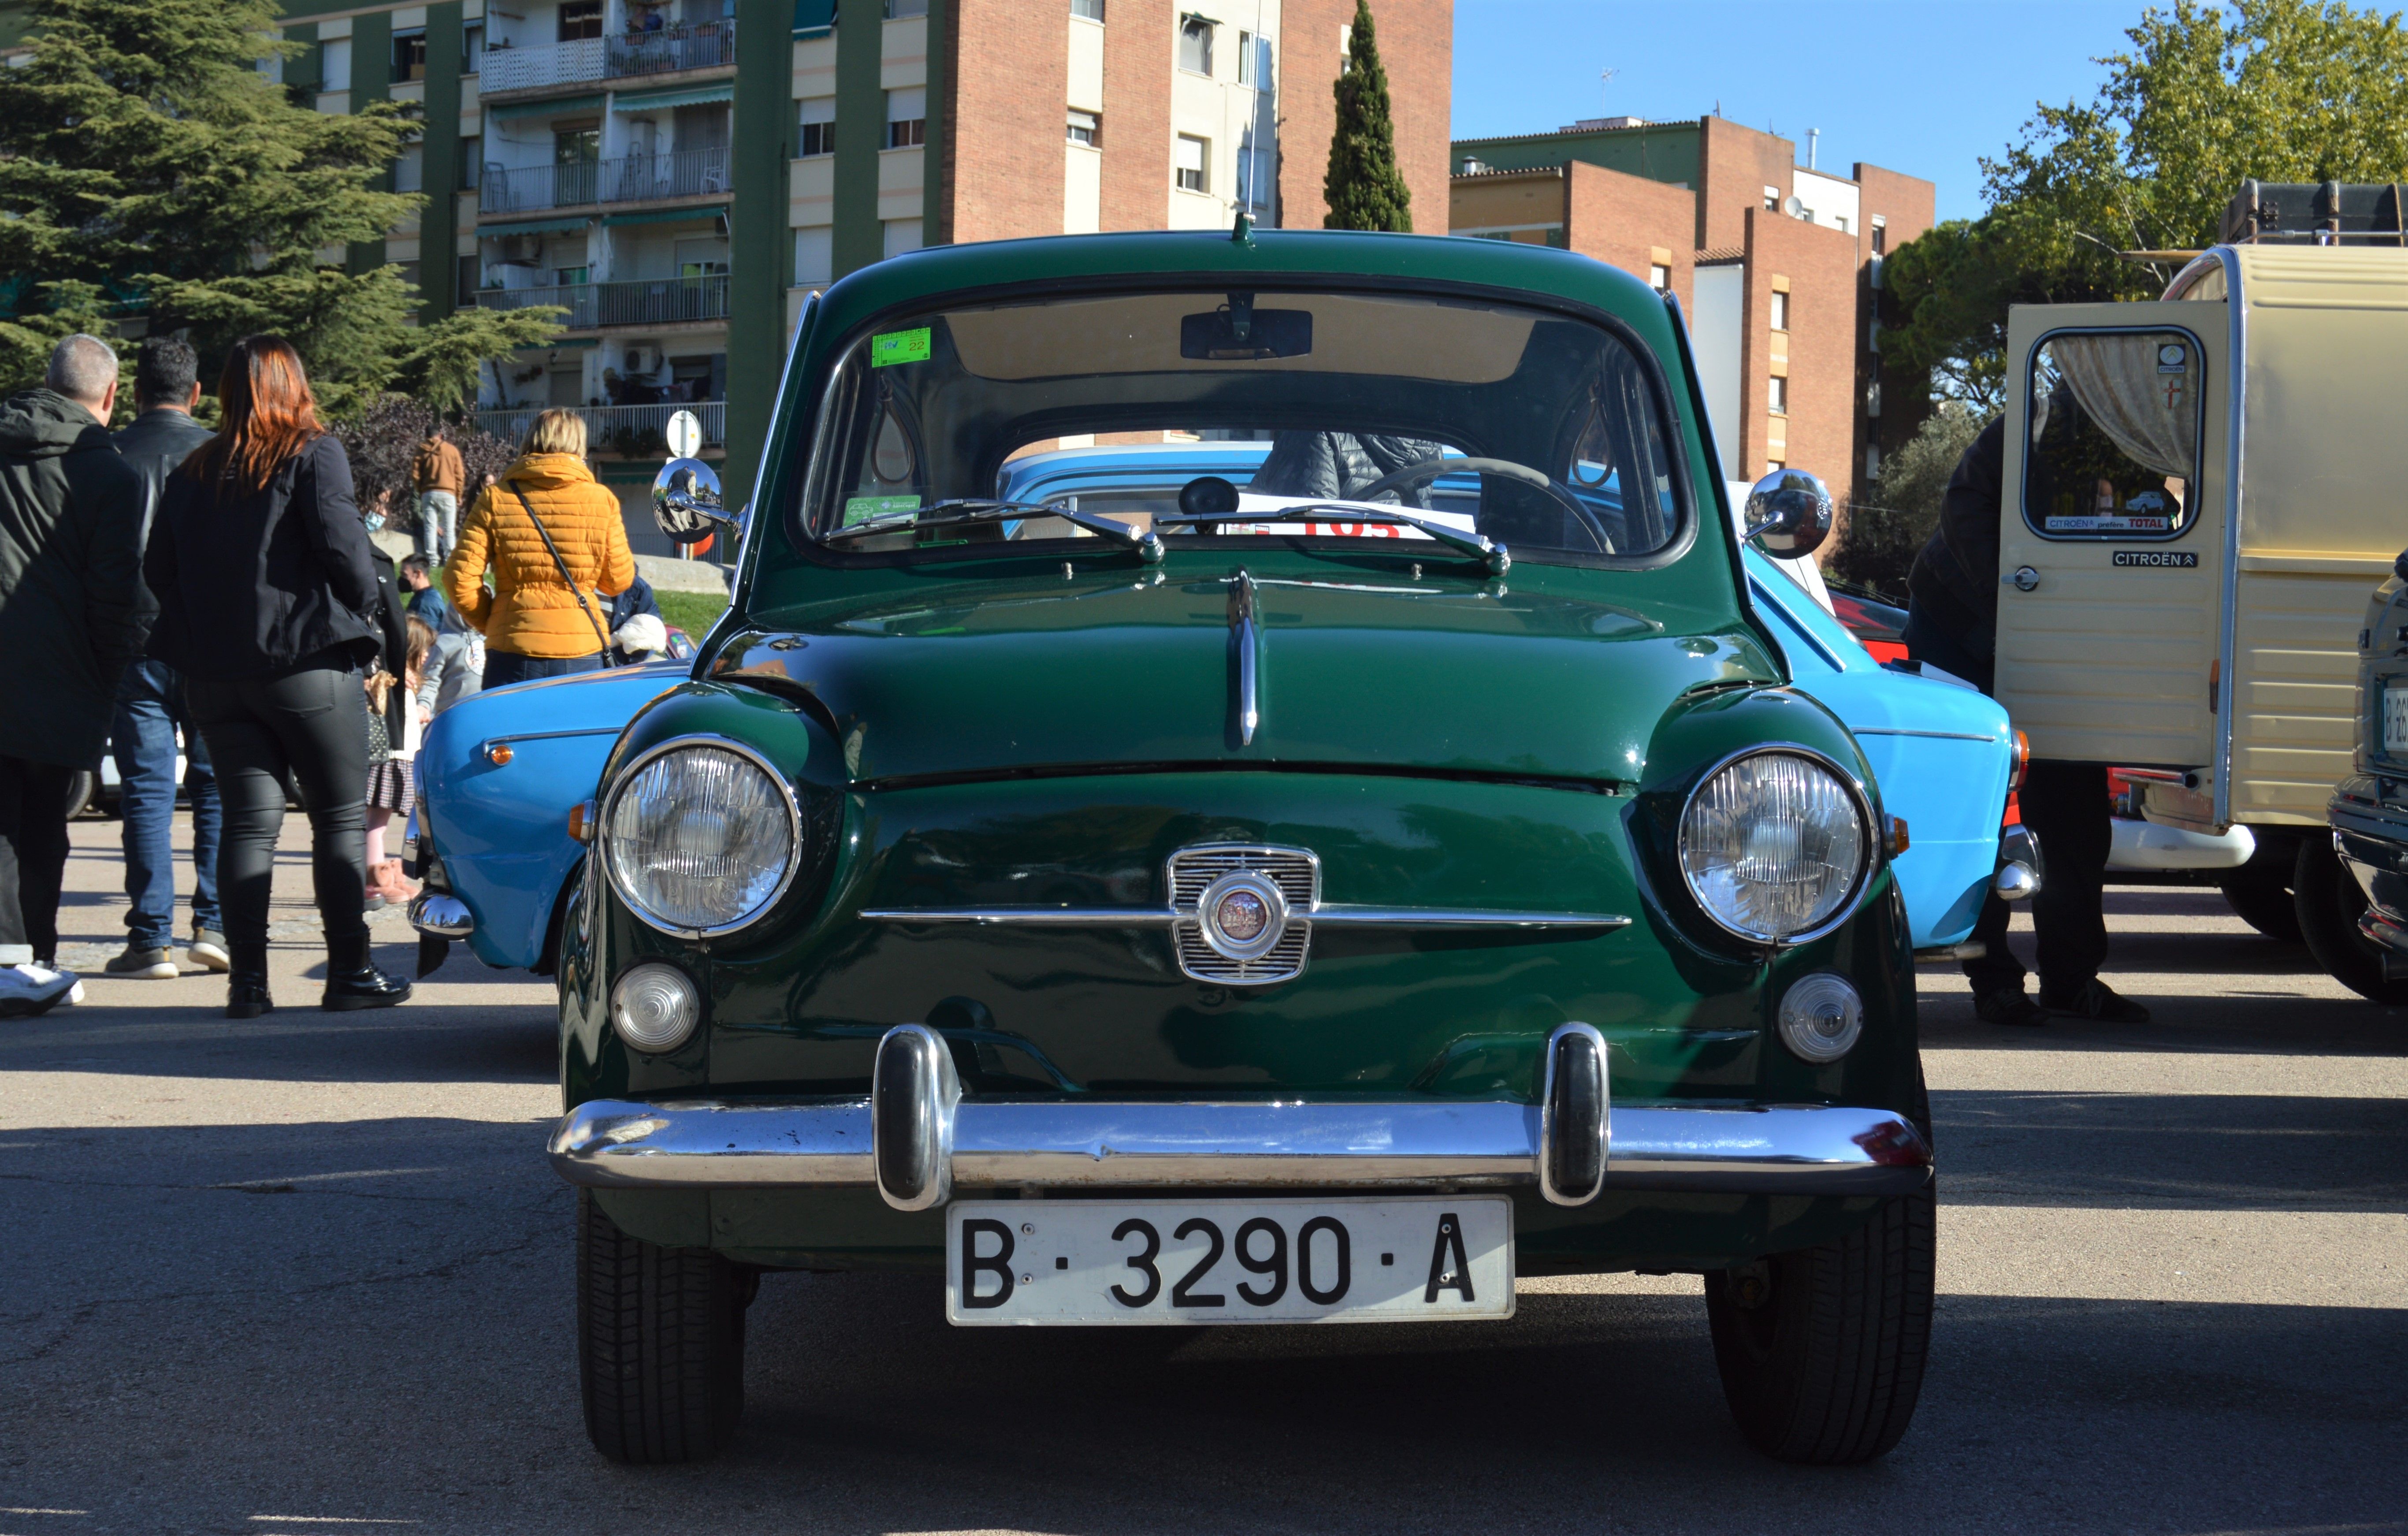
[944,1196,1514,1326]
[2386,686,2408,753]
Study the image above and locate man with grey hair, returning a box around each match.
[0,333,147,1016]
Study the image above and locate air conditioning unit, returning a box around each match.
[497,234,543,265]
[622,344,663,375]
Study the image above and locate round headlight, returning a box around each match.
[603,740,799,935]
[612,963,702,1053]
[1678,749,1869,943]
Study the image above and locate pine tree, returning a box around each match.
[0,0,558,418]
[1322,0,1412,232]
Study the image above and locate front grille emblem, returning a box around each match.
[1169,844,1318,984]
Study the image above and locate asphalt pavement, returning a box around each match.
[3,813,2404,1535]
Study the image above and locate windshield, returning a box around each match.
[793,286,1687,567]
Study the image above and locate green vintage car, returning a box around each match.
[551,224,1933,1466]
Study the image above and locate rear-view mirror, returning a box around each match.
[1180,299,1312,361]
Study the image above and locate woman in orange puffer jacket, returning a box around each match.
[440,409,636,689]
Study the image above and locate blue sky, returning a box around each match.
[1451,0,2165,222]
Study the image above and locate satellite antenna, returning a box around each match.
[1600,66,1617,115]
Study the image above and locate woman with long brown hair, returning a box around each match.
[143,336,412,1017]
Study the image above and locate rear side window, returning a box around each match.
[2021,328,2204,539]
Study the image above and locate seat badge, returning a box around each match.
[1167,844,1319,985]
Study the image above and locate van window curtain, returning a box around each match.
[2046,334,2196,479]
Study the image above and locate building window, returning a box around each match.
[1871,214,1887,254]
[557,0,602,42]
[885,88,926,148]
[394,145,424,193]
[1762,185,1779,212]
[1648,263,1670,291]
[799,96,835,156]
[320,38,352,93]
[884,0,929,16]
[462,23,483,71]
[391,27,426,82]
[1175,133,1209,193]
[1770,290,1790,331]
[1072,0,1105,18]
[1238,29,1255,84]
[884,217,923,259]
[1767,460,1784,476]
[459,254,483,301]
[460,137,482,189]
[397,260,422,297]
[1180,16,1214,74]
[1768,376,1788,415]
[1067,110,1099,147]
[1866,381,1882,417]
[795,227,833,288]
[1866,445,1883,479]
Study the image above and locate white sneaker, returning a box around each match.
[0,964,77,1018]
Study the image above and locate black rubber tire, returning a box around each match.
[2293,838,2408,1006]
[1705,1179,1936,1464]
[60,770,95,821]
[577,1189,751,1464]
[2221,856,2302,942]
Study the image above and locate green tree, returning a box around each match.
[0,0,558,418]
[1828,403,1990,599]
[1887,0,2408,413]
[1323,0,1412,232]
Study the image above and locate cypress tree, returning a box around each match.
[0,0,558,417]
[1322,0,1412,232]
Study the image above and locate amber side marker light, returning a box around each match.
[568,800,596,844]
[487,743,514,766]
[2010,730,2030,790]
[1887,816,1910,857]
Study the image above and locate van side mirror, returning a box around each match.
[653,457,743,547]
[1743,469,1834,559]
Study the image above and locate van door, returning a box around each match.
[1994,301,2230,770]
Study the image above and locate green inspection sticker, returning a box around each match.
[843,494,921,526]
[870,327,932,367]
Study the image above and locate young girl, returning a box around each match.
[364,614,436,908]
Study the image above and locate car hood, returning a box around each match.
[711,569,1773,785]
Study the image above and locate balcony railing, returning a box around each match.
[480,148,730,214]
[472,401,726,456]
[475,274,730,330]
[476,20,735,94]
[606,21,736,78]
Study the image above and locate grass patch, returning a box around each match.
[656,588,730,640]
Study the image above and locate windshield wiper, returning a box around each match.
[824,498,1164,562]
[1158,504,1509,575]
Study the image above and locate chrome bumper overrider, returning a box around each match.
[550,1033,1931,1207]
[408,892,474,939]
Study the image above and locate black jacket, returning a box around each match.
[145,432,383,679]
[1905,415,2007,659]
[0,389,148,767]
[368,545,411,750]
[112,406,216,629]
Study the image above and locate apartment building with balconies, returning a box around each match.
[1450,115,1933,513]
[4,0,1449,548]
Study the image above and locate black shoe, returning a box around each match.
[227,941,273,1019]
[1973,988,2049,1027]
[322,934,411,1011]
[2042,978,2151,1023]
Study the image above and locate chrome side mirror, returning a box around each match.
[1742,469,1834,559]
[652,457,743,546]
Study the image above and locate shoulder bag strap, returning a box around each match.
[508,483,617,658]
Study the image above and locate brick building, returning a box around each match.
[1450,115,1934,511]
[0,0,1451,540]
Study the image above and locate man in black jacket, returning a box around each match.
[106,339,225,980]
[1905,416,2146,1026]
[0,335,147,1017]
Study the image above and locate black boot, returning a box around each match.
[227,942,273,1019]
[322,933,412,1011]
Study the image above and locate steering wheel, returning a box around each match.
[1346,456,1615,554]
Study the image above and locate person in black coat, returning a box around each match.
[144,336,411,1018]
[1903,414,2142,1028]
[0,335,147,1018]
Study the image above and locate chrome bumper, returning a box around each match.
[550,1097,1931,1199]
[407,892,474,939]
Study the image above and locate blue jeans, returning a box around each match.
[482,650,605,689]
[113,659,222,949]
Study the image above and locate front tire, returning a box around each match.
[2221,846,2302,941]
[1705,1179,1936,1464]
[2293,838,2408,1006]
[578,1190,751,1464]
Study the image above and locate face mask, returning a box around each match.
[364,513,386,533]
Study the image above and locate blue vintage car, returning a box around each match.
[412,448,2018,974]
